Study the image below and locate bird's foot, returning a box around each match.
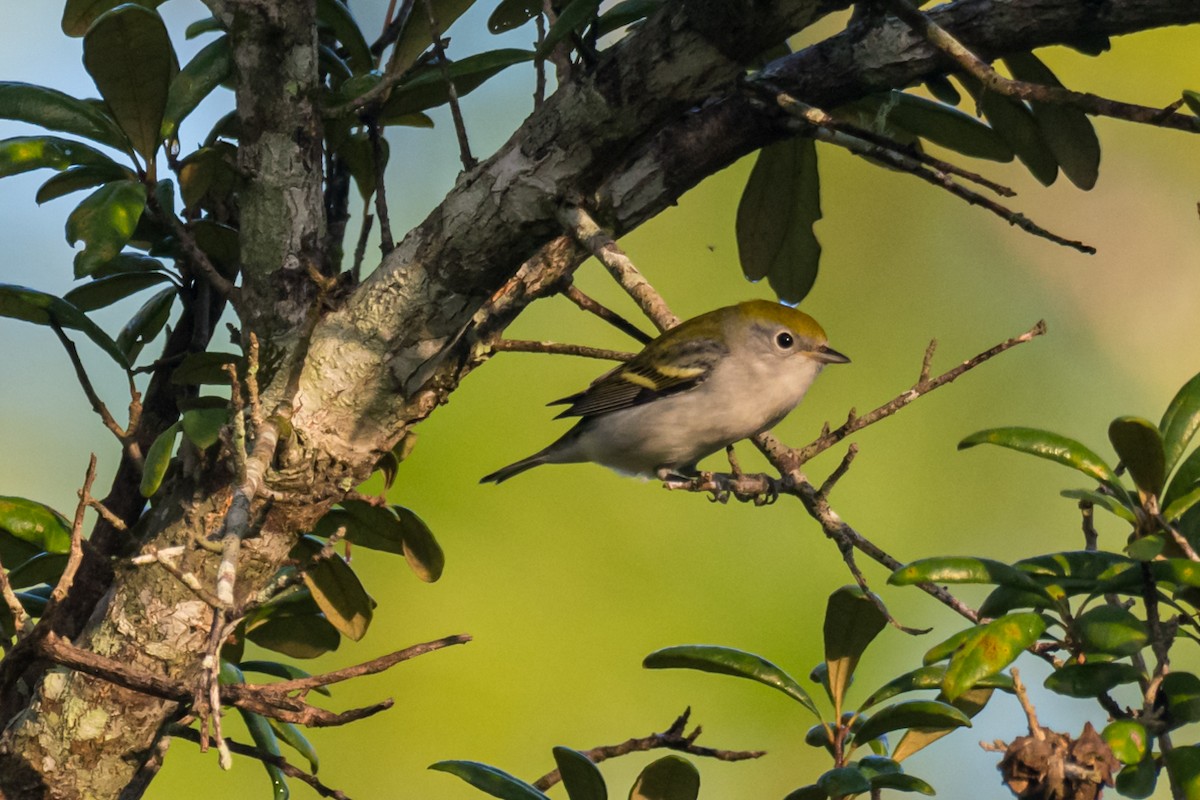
[660,470,779,505]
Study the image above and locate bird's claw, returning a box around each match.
[661,471,779,505]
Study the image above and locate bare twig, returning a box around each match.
[368,122,395,254]
[352,200,374,281]
[1010,669,1044,740]
[885,0,1200,134]
[532,709,764,792]
[420,0,476,170]
[49,454,97,606]
[491,339,634,362]
[533,12,547,108]
[162,213,240,308]
[170,726,350,799]
[0,555,30,644]
[562,283,654,344]
[558,205,679,331]
[50,322,133,453]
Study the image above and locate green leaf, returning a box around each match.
[91,252,165,278]
[1003,52,1100,189]
[1117,756,1158,799]
[943,613,1046,700]
[245,613,341,659]
[0,283,130,369]
[269,719,319,775]
[294,536,375,641]
[389,0,479,78]
[1165,745,1200,800]
[161,36,231,141]
[116,286,175,362]
[924,75,961,105]
[1162,672,1200,727]
[178,143,238,211]
[170,352,241,385]
[237,660,331,697]
[893,687,993,762]
[923,627,977,665]
[960,73,1057,186]
[487,0,541,34]
[185,17,223,39]
[1153,558,1200,589]
[335,132,389,201]
[958,427,1120,488]
[870,773,936,795]
[824,585,887,715]
[804,723,835,755]
[7,552,69,589]
[394,505,445,582]
[889,556,1050,597]
[66,179,147,277]
[852,699,971,746]
[0,135,118,179]
[551,747,606,800]
[315,501,404,554]
[1160,371,1200,476]
[736,137,821,304]
[595,0,661,36]
[180,407,227,450]
[643,644,818,717]
[781,786,827,800]
[537,0,602,57]
[1184,90,1200,117]
[84,4,175,162]
[1044,662,1142,698]
[140,421,179,497]
[1165,477,1200,521]
[62,0,164,37]
[63,272,171,312]
[1074,605,1148,656]
[856,755,901,781]
[0,497,72,554]
[1060,488,1137,523]
[861,665,1010,709]
[37,163,134,204]
[429,760,548,799]
[1109,416,1167,498]
[1102,720,1150,765]
[239,709,289,800]
[873,91,1013,161]
[317,0,373,75]
[0,82,127,150]
[630,755,700,800]
[816,767,871,798]
[377,49,535,121]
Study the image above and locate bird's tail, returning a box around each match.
[480,454,547,484]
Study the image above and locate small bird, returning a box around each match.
[481,300,849,483]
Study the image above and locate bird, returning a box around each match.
[481,299,849,483]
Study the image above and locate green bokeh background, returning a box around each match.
[0,2,1198,798]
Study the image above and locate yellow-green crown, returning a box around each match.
[735,299,827,342]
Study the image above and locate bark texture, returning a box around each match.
[0,0,1195,796]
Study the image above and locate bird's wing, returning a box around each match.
[549,336,727,418]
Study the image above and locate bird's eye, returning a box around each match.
[775,331,794,349]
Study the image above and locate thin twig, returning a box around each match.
[352,199,374,281]
[246,333,262,431]
[533,12,547,109]
[532,709,764,792]
[562,283,654,343]
[50,322,132,450]
[50,454,97,606]
[0,554,30,643]
[558,205,679,331]
[162,213,240,309]
[368,122,395,254]
[170,726,351,799]
[491,339,634,362]
[1010,668,1045,741]
[885,0,1200,134]
[420,0,476,170]
[834,530,930,636]
[771,96,1094,254]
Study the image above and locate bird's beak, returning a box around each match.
[814,345,850,364]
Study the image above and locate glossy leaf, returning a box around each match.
[245,613,341,659]
[316,0,373,74]
[170,352,241,385]
[63,272,171,312]
[1159,371,1200,475]
[781,786,827,800]
[1184,90,1200,117]
[943,612,1046,700]
[180,407,227,450]
[978,585,1058,617]
[824,585,887,715]
[0,82,126,149]
[875,91,1013,161]
[0,283,129,369]
[140,421,179,497]
[37,163,133,204]
[1074,605,1148,656]
[1116,756,1158,799]
[185,16,223,39]
[924,74,961,105]
[0,497,72,554]
[736,137,821,304]
[923,627,977,665]
[551,747,605,800]
[7,552,69,589]
[378,49,535,121]
[487,0,541,34]
[84,4,175,161]
[643,644,818,717]
[861,665,1010,709]
[630,755,700,800]
[293,537,374,641]
[315,500,405,554]
[1003,52,1100,189]
[116,286,175,362]
[1162,672,1200,727]
[816,767,870,798]
[239,709,289,800]
[595,0,661,36]
[960,73,1057,186]
[853,699,970,746]
[1059,488,1137,523]
[892,687,993,762]
[537,0,602,57]
[1154,558,1200,589]
[958,427,1120,487]
[870,773,936,795]
[1109,416,1166,498]
[161,36,231,141]
[429,760,548,799]
[857,755,902,779]
[394,505,445,582]
[62,0,163,36]
[889,556,1049,597]
[804,723,835,754]
[1044,662,1142,698]
[1165,746,1200,800]
[269,719,319,775]
[389,0,479,78]
[66,179,146,277]
[91,252,164,278]
[1103,720,1150,765]
[1165,477,1200,521]
[0,135,117,179]
[335,132,389,200]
